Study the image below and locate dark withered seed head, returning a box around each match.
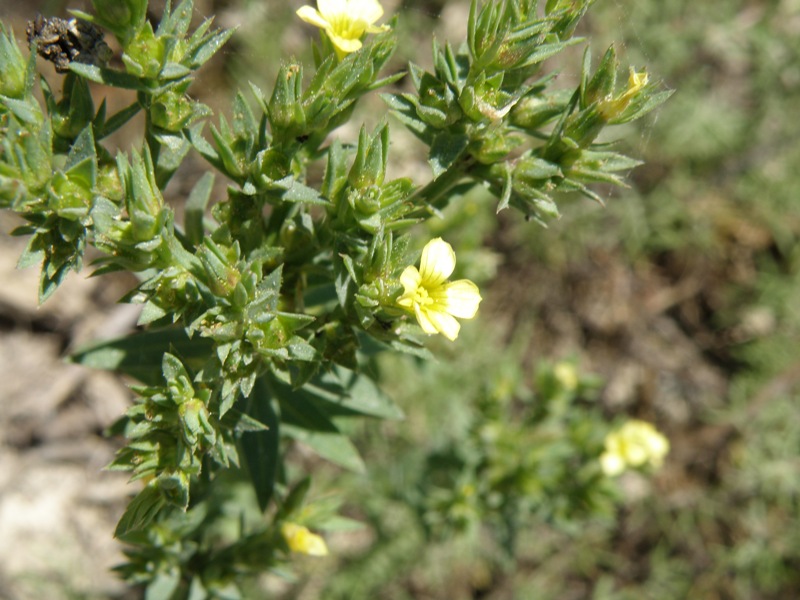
[26,14,111,74]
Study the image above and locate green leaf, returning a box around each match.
[497,162,513,212]
[615,89,675,124]
[306,366,404,420]
[269,176,331,205]
[152,131,192,188]
[65,127,97,172]
[187,123,221,167]
[282,422,365,473]
[275,477,311,521]
[517,156,563,180]
[381,93,434,144]
[115,482,167,537]
[186,28,235,69]
[70,327,213,384]
[97,101,142,139]
[429,132,469,180]
[145,569,181,600]
[157,0,194,37]
[138,300,169,325]
[232,92,258,141]
[275,379,365,473]
[334,260,352,308]
[160,62,192,80]
[187,577,209,600]
[185,172,214,246]
[69,63,150,91]
[161,352,188,383]
[579,151,642,172]
[0,95,42,125]
[241,377,280,512]
[518,39,583,69]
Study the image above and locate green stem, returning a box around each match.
[408,160,472,212]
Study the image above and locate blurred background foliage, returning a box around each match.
[2,0,800,598]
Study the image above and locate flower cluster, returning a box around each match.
[600,419,670,476]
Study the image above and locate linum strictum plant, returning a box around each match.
[0,0,671,595]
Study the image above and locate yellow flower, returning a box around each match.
[281,522,329,556]
[553,361,578,392]
[397,238,482,341]
[296,0,390,58]
[600,68,649,119]
[600,419,669,477]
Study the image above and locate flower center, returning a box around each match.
[412,285,434,307]
[329,14,363,39]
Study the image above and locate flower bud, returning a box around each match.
[0,26,27,99]
[582,46,618,109]
[598,68,649,122]
[49,170,92,216]
[122,22,166,79]
[156,470,190,509]
[347,125,388,191]
[510,91,571,131]
[268,64,306,140]
[90,0,147,47]
[150,89,196,132]
[51,75,95,141]
[123,150,166,241]
[179,398,215,447]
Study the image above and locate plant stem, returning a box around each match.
[408,161,471,212]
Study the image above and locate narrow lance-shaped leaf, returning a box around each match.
[240,376,281,512]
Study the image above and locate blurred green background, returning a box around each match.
[2,0,800,598]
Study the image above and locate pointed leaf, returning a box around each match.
[70,327,214,384]
[275,380,365,472]
[429,132,469,179]
[241,377,280,512]
[306,366,404,420]
[69,63,149,91]
[185,172,214,246]
[115,482,167,537]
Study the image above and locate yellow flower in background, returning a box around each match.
[600,419,669,477]
[397,238,482,341]
[553,361,579,392]
[296,0,390,58]
[281,522,329,556]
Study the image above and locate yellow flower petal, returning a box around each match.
[627,68,649,93]
[438,279,481,319]
[600,451,625,476]
[329,35,363,55]
[349,0,384,23]
[414,304,439,335]
[419,238,455,286]
[424,308,461,341]
[296,5,330,29]
[399,265,422,293]
[317,0,346,20]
